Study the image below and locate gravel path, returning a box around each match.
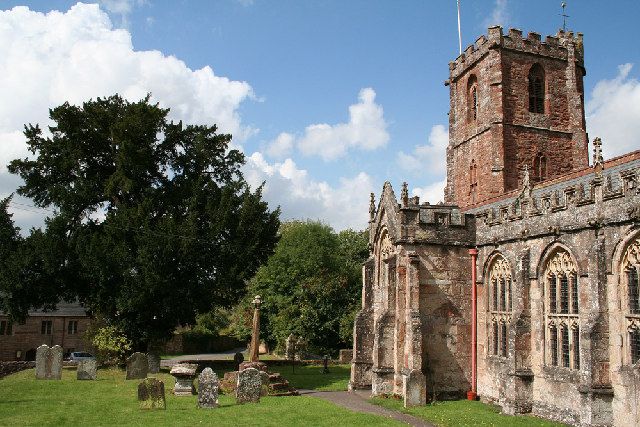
[299,389,435,427]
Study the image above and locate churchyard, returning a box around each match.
[1,359,569,427]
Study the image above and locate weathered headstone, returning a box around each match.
[197,368,219,408]
[126,352,148,380]
[77,359,97,380]
[403,369,427,408]
[259,371,270,396]
[35,344,63,380]
[170,363,197,395]
[233,352,244,371]
[138,377,166,410]
[147,353,160,374]
[236,367,261,404]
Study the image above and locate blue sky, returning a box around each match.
[1,1,639,231]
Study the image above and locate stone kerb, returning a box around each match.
[197,368,219,409]
[138,377,166,410]
[236,367,261,404]
[77,359,97,380]
[126,352,148,380]
[35,344,63,380]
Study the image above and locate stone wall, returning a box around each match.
[0,315,91,361]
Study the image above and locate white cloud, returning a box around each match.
[396,124,448,176]
[0,3,254,228]
[244,153,374,230]
[586,63,640,159]
[99,0,145,28]
[411,178,447,205]
[484,0,509,28]
[265,132,294,159]
[297,88,389,161]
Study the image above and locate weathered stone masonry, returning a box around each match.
[352,25,640,427]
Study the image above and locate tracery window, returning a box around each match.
[488,256,512,358]
[622,236,640,364]
[528,64,545,114]
[545,249,580,369]
[467,75,478,122]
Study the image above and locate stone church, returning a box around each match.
[350,26,640,427]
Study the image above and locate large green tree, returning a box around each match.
[3,95,280,350]
[231,221,368,355]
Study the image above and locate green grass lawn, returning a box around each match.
[1,367,401,427]
[269,363,351,391]
[371,396,567,427]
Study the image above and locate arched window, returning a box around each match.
[469,160,478,204]
[528,64,545,114]
[488,256,512,358]
[621,236,640,364]
[467,75,478,122]
[533,153,547,182]
[545,249,579,369]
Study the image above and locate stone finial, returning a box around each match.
[401,182,409,207]
[593,137,604,172]
[369,193,376,221]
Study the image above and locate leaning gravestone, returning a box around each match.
[35,344,62,380]
[236,367,261,404]
[138,377,166,410]
[77,359,97,380]
[197,368,219,409]
[126,352,148,380]
[147,353,160,374]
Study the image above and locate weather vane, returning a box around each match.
[561,2,569,32]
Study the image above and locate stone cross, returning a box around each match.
[138,377,166,410]
[197,368,219,408]
[77,359,97,380]
[249,295,262,362]
[126,352,148,380]
[236,367,261,404]
[35,344,62,380]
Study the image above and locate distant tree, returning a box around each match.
[232,221,368,355]
[3,94,280,350]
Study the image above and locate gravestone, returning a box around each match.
[138,377,166,410]
[126,352,148,380]
[170,363,197,395]
[233,352,244,371]
[236,367,261,404]
[35,344,62,380]
[77,359,97,380]
[197,368,219,409]
[147,353,160,374]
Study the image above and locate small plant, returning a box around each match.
[90,325,132,364]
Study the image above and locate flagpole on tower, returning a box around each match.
[457,0,462,55]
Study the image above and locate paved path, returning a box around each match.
[299,389,435,427]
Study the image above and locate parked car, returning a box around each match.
[66,352,95,362]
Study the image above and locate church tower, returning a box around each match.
[444,26,588,209]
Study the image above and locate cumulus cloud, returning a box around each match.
[265,132,294,159]
[295,88,389,161]
[99,0,144,27]
[586,63,640,159]
[411,178,447,205]
[396,124,449,176]
[244,153,374,230]
[0,3,254,228]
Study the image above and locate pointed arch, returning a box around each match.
[484,252,513,358]
[613,228,640,365]
[528,63,545,114]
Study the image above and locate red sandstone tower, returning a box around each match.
[444,27,589,209]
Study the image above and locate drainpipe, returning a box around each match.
[467,248,478,401]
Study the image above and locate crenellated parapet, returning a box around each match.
[470,152,640,245]
[449,26,584,82]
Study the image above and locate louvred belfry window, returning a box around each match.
[529,64,545,114]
